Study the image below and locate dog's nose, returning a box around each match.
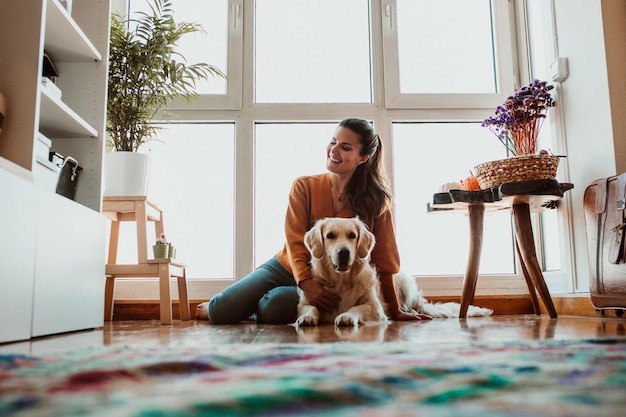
[337,247,351,264]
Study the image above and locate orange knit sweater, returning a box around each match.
[275,173,402,314]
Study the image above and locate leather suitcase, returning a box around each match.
[583,173,626,313]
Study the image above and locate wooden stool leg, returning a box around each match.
[158,263,173,325]
[108,220,120,264]
[512,203,557,318]
[178,268,190,321]
[460,203,485,319]
[104,276,116,321]
[515,239,541,315]
[155,211,165,240]
[135,200,149,264]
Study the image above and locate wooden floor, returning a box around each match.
[3,314,625,355]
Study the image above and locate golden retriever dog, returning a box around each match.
[294,217,492,327]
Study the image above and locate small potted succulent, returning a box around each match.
[153,233,176,259]
[153,233,170,258]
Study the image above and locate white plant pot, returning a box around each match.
[103,152,151,197]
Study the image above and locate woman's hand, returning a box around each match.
[390,311,433,321]
[299,278,340,313]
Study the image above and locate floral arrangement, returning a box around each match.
[482,79,556,156]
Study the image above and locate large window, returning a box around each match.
[255,0,372,103]
[254,123,333,265]
[114,123,235,279]
[396,0,496,94]
[393,122,515,275]
[381,0,517,108]
[524,0,573,291]
[118,0,571,295]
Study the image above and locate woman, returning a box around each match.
[197,118,429,323]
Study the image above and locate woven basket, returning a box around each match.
[474,155,560,189]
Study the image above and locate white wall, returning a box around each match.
[553,0,622,291]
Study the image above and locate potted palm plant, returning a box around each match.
[104,0,225,196]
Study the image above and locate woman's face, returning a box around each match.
[326,126,369,176]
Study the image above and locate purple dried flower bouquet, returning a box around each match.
[482,79,555,156]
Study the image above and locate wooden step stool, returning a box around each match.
[103,196,190,324]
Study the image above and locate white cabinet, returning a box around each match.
[0,171,37,344]
[32,192,106,337]
[0,0,110,342]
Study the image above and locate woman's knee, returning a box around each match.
[206,294,242,324]
[257,286,299,324]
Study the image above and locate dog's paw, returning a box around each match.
[335,312,359,327]
[295,315,318,327]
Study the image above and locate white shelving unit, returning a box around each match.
[0,0,111,343]
[44,0,103,62]
[40,89,100,139]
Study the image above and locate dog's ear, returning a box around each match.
[304,221,325,259]
[356,220,375,258]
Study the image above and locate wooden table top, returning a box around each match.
[428,179,574,213]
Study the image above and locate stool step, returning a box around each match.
[147,258,187,267]
[105,260,190,324]
[106,262,186,278]
[103,197,190,324]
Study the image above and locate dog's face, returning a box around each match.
[304,217,375,272]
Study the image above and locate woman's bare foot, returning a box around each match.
[196,302,209,320]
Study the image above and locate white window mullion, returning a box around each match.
[370,0,386,107]
[380,0,400,108]
[234,116,254,280]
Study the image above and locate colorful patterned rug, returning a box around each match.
[1,338,626,417]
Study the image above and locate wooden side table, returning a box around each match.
[102,196,190,324]
[428,179,574,319]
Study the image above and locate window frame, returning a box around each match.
[380,0,520,109]
[114,0,576,300]
[165,0,244,111]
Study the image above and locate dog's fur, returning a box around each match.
[295,217,492,327]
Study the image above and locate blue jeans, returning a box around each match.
[207,256,299,324]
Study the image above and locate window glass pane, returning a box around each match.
[393,122,515,275]
[114,124,235,279]
[129,0,228,94]
[254,123,334,266]
[396,0,496,94]
[527,0,561,271]
[255,0,372,103]
[526,0,554,155]
[527,0,550,80]
[541,210,561,271]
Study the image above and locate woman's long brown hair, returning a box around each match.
[340,118,392,223]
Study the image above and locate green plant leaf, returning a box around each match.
[106,0,226,152]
